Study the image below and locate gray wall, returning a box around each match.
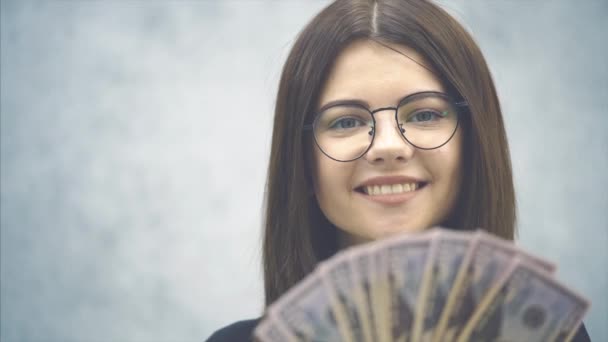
[1,1,606,341]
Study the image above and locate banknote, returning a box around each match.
[434,230,556,342]
[415,230,473,342]
[253,314,297,342]
[252,228,590,342]
[368,241,393,342]
[381,230,437,342]
[318,251,363,342]
[347,245,378,342]
[457,257,590,342]
[269,269,342,341]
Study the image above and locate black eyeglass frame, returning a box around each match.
[303,91,468,162]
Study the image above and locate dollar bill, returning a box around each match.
[347,245,378,342]
[381,230,437,342]
[268,269,342,341]
[415,229,473,342]
[457,257,590,342]
[255,229,590,342]
[318,251,362,342]
[368,241,393,342]
[253,314,297,342]
[434,231,556,342]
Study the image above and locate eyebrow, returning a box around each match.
[317,99,370,112]
[318,90,444,113]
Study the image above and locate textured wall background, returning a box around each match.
[1,1,606,341]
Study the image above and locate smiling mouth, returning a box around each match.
[355,182,428,196]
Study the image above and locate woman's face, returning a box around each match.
[312,40,463,246]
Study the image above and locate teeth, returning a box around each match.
[364,183,420,195]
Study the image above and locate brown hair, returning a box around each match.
[262,0,515,306]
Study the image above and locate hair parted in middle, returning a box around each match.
[262,0,516,305]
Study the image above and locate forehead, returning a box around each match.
[318,40,445,109]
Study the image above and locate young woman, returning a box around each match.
[208,0,590,340]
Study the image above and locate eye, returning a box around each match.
[329,117,367,130]
[408,110,447,123]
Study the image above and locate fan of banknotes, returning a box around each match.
[253,228,590,342]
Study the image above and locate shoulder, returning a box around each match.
[573,323,592,342]
[205,318,261,342]
[204,319,591,341]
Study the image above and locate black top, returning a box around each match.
[206,318,591,341]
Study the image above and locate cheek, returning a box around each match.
[313,148,354,207]
[438,147,462,180]
[313,147,333,198]
[312,147,325,194]
[425,133,464,191]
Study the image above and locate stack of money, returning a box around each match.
[254,228,590,342]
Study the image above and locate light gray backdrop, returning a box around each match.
[1,1,606,341]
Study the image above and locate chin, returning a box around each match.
[340,224,426,246]
[373,218,430,237]
[379,225,427,239]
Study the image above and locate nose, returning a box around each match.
[364,109,415,164]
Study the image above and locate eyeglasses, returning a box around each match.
[304,91,467,162]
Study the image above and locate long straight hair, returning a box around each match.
[262,0,515,306]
